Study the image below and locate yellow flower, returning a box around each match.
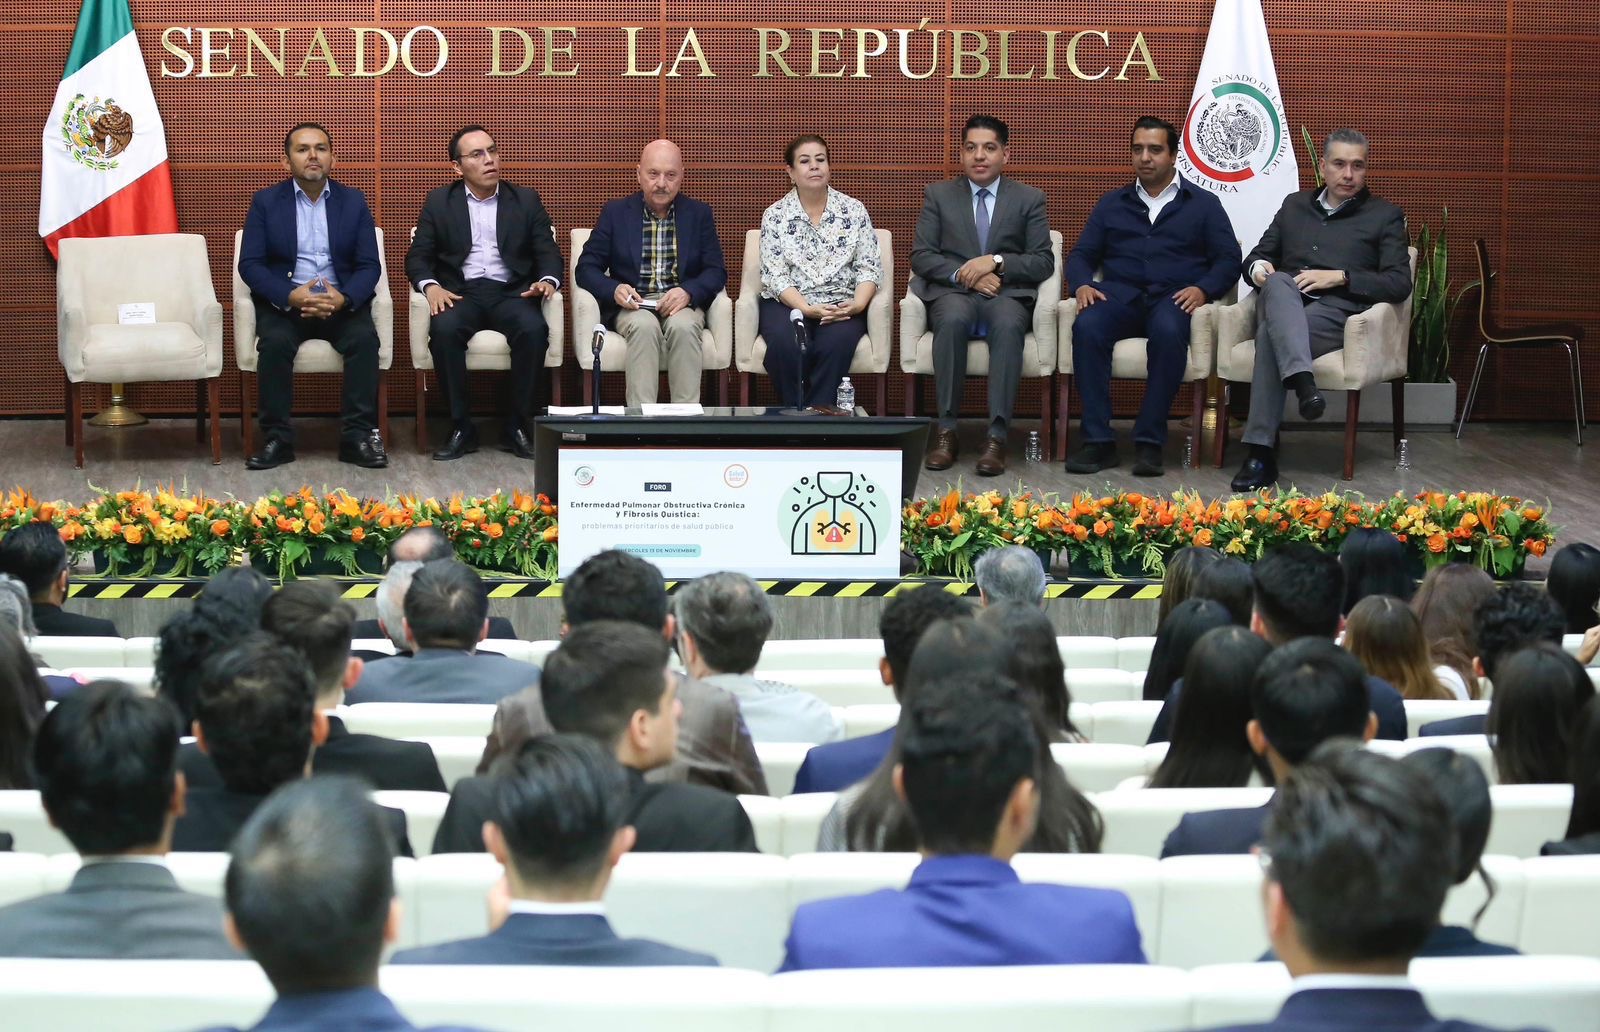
[1224,538,1246,556]
[290,518,305,534]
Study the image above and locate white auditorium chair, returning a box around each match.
[0,959,268,1031]
[60,667,154,693]
[0,852,50,908]
[122,637,158,665]
[608,853,792,971]
[1486,783,1574,858]
[472,639,539,663]
[373,791,451,859]
[1563,632,1600,666]
[526,640,561,666]
[1069,702,1095,741]
[413,737,485,790]
[1405,699,1490,738]
[28,636,126,668]
[785,852,921,909]
[1394,734,1496,783]
[0,791,72,855]
[740,794,785,856]
[840,704,899,738]
[779,793,839,857]
[1115,636,1157,673]
[757,639,885,673]
[342,703,496,739]
[1058,636,1119,669]
[1087,701,1164,745]
[351,637,398,656]
[1051,743,1153,793]
[1066,669,1143,705]
[756,742,813,797]
[1520,856,1600,958]
[1093,787,1275,858]
[763,668,894,708]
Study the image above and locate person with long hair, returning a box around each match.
[1148,626,1270,789]
[1544,696,1600,855]
[0,622,51,788]
[154,567,274,728]
[1190,555,1252,626]
[1547,542,1600,636]
[974,602,1083,741]
[1142,599,1232,702]
[1156,546,1220,629]
[1343,595,1453,701]
[1410,563,1496,701]
[1488,643,1596,785]
[1338,527,1414,614]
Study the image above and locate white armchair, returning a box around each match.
[733,228,893,413]
[1214,248,1417,480]
[407,226,564,453]
[899,230,1062,450]
[569,227,732,407]
[57,233,223,468]
[232,228,394,457]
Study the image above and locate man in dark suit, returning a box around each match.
[393,734,716,966]
[781,673,1145,969]
[351,527,519,648]
[238,122,385,471]
[210,778,486,1032]
[0,523,116,637]
[1420,583,1564,737]
[433,621,757,854]
[349,560,540,705]
[174,633,413,856]
[912,114,1055,477]
[1231,128,1413,490]
[405,125,563,461]
[575,139,726,407]
[1196,744,1522,1032]
[1162,638,1375,858]
[1064,117,1240,477]
[0,681,237,958]
[793,585,972,794]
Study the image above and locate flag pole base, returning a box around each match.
[89,384,147,427]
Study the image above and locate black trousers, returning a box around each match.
[255,302,379,446]
[757,297,864,408]
[427,278,550,429]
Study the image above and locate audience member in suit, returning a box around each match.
[973,545,1046,607]
[155,567,274,727]
[1161,638,1376,858]
[913,114,1054,477]
[350,560,540,705]
[1149,543,1406,743]
[1487,643,1594,785]
[1420,582,1568,736]
[393,734,717,966]
[575,139,727,406]
[0,522,117,637]
[1148,627,1271,789]
[0,622,48,789]
[405,125,563,461]
[1064,116,1240,477]
[351,527,518,651]
[1411,564,1497,702]
[782,672,1143,970]
[0,680,238,959]
[1196,744,1522,1032]
[673,572,841,744]
[435,621,757,855]
[1544,696,1600,855]
[351,559,424,662]
[174,633,413,856]
[793,585,972,795]
[237,122,386,470]
[206,778,484,1032]
[479,549,763,795]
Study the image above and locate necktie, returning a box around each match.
[972,188,992,337]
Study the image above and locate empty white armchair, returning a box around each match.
[57,233,223,468]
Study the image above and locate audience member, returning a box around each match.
[975,602,1085,741]
[781,673,1141,970]
[357,559,423,659]
[1410,563,1495,701]
[1338,527,1414,614]
[155,567,275,726]
[174,633,413,855]
[0,522,116,636]
[391,734,716,967]
[1199,744,1519,1032]
[1547,541,1600,635]
[434,621,756,854]
[1148,627,1271,789]
[0,680,237,958]
[1161,638,1375,857]
[1190,555,1253,626]
[351,560,540,704]
[1157,545,1220,628]
[351,527,518,641]
[0,572,79,701]
[1343,595,1453,700]
[1486,642,1594,785]
[1420,582,1566,736]
[0,622,48,788]
[673,572,840,743]
[215,778,483,1032]
[1142,598,1232,702]
[974,545,1047,606]
[792,585,971,794]
[481,549,763,795]
[1544,696,1600,855]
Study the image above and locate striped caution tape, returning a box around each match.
[68,579,1162,600]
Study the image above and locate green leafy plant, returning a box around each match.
[1300,126,1323,188]
[1409,209,1453,384]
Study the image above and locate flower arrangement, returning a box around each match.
[77,485,242,577]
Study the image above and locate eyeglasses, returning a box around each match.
[458,146,498,161]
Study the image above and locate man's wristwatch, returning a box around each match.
[992,254,1005,276]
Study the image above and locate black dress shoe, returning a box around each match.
[1296,386,1326,420]
[245,439,295,470]
[432,426,480,462]
[502,427,536,460]
[338,437,388,469]
[1131,443,1165,477]
[1231,453,1279,492]
[1065,441,1119,474]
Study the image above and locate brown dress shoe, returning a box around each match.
[975,437,1007,477]
[924,427,959,471]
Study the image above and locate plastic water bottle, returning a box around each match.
[1395,437,1411,471]
[835,377,855,413]
[1025,431,1043,463]
[1183,433,1195,469]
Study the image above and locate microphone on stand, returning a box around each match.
[590,323,606,416]
[784,308,811,415]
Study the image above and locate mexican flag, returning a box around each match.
[39,0,177,258]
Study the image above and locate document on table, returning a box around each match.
[548,406,626,415]
[640,404,705,416]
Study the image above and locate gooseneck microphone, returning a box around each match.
[590,323,606,415]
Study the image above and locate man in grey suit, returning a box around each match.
[912,114,1055,477]
[350,559,540,704]
[0,680,238,958]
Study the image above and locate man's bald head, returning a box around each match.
[637,139,684,216]
[386,527,453,567]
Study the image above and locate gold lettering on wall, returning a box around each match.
[352,28,398,78]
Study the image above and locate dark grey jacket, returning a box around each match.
[0,861,239,959]
[911,175,1054,303]
[1243,187,1412,313]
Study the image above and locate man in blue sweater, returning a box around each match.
[1064,117,1240,477]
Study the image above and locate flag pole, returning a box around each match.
[88,383,146,426]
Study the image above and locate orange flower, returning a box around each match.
[1523,507,1543,522]
[542,526,559,542]
[1092,520,1109,537]
[1012,500,1029,519]
[471,539,483,548]
[1459,513,1479,530]
[926,513,946,528]
[486,522,504,539]
[540,504,555,516]
[276,516,293,532]
[1157,510,1174,527]
[507,515,520,528]
[351,527,366,543]
[59,521,82,541]
[123,525,143,545]
[1315,511,1334,530]
[1069,524,1089,542]
[1426,533,1448,554]
[1527,539,1548,557]
[1193,528,1214,547]
[307,517,326,535]
[1255,508,1272,524]
[947,513,964,533]
[36,503,55,522]
[210,519,230,537]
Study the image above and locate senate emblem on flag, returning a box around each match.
[60,94,134,172]
[1182,78,1287,184]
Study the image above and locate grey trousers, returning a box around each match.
[929,291,1032,439]
[1242,272,1352,447]
[617,294,706,407]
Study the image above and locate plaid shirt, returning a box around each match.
[641,203,680,295]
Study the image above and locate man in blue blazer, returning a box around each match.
[1065,117,1240,477]
[238,123,385,471]
[576,139,726,407]
[1196,743,1524,1032]
[780,673,1146,970]
[392,734,716,967]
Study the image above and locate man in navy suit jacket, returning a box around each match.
[392,734,715,967]
[238,123,385,471]
[1162,638,1377,857]
[576,139,726,407]
[1065,117,1240,477]
[780,673,1145,970]
[1195,743,1525,1032]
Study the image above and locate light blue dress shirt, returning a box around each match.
[292,180,339,288]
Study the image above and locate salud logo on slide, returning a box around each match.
[1181,77,1286,183]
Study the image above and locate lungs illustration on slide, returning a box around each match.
[783,471,882,556]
